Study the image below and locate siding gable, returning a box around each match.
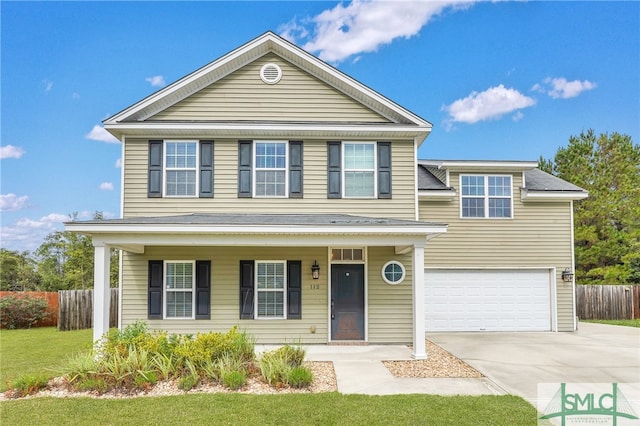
[149,53,390,123]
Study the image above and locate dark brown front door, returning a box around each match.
[331,264,365,341]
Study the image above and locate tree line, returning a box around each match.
[1,212,119,291]
[1,130,638,289]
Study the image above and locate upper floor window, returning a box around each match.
[165,141,198,197]
[327,141,391,199]
[237,140,302,199]
[254,141,287,197]
[343,142,376,198]
[148,140,214,199]
[461,175,512,218]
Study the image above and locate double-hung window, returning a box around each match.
[165,141,198,197]
[255,261,286,318]
[254,141,288,197]
[461,175,512,218]
[343,142,376,197]
[165,261,195,319]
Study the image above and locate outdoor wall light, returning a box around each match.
[561,268,574,282]
[311,260,320,280]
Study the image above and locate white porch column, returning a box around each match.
[412,241,426,359]
[93,243,111,344]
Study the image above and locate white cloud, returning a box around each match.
[442,84,536,125]
[146,75,166,87]
[1,213,68,252]
[282,0,476,63]
[115,158,122,168]
[72,92,81,99]
[99,182,114,191]
[0,193,30,212]
[85,125,120,143]
[0,145,26,159]
[512,111,524,122]
[1,211,117,251]
[533,77,597,99]
[42,79,53,92]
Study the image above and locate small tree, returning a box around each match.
[0,249,40,291]
[541,130,640,283]
[35,212,119,290]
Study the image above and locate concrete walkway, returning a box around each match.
[258,344,504,396]
[259,323,639,401]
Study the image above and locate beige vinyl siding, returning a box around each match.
[122,138,416,220]
[419,173,576,331]
[121,247,328,343]
[150,53,390,123]
[367,247,413,343]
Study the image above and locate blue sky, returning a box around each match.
[1,1,638,252]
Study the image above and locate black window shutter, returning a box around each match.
[239,260,254,319]
[287,261,302,319]
[199,141,214,198]
[327,141,342,199]
[377,142,392,199]
[148,141,163,198]
[289,141,303,198]
[148,260,163,319]
[195,260,211,320]
[238,140,253,198]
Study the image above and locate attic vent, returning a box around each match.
[260,63,282,84]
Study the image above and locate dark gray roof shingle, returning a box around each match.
[417,165,450,190]
[524,169,586,192]
[71,213,446,228]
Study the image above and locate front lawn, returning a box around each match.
[0,327,543,425]
[583,319,640,328]
[1,393,540,425]
[0,327,93,391]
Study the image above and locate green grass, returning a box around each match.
[0,393,540,425]
[0,327,544,425]
[583,319,640,327]
[0,327,93,391]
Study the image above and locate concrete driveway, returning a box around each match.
[429,322,640,406]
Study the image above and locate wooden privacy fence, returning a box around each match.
[58,289,118,331]
[576,285,640,320]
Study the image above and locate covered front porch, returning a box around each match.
[65,213,447,359]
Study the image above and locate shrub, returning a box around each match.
[0,294,50,329]
[287,366,313,388]
[272,344,305,367]
[7,373,50,398]
[73,377,108,393]
[65,352,100,385]
[259,345,312,388]
[259,351,289,386]
[222,370,246,390]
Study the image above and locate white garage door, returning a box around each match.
[425,269,552,332]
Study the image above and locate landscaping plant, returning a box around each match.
[59,322,312,395]
[0,293,50,329]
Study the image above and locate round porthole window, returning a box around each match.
[382,261,405,285]
[260,63,282,84]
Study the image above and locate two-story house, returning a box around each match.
[66,32,587,359]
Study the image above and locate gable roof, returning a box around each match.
[103,31,432,142]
